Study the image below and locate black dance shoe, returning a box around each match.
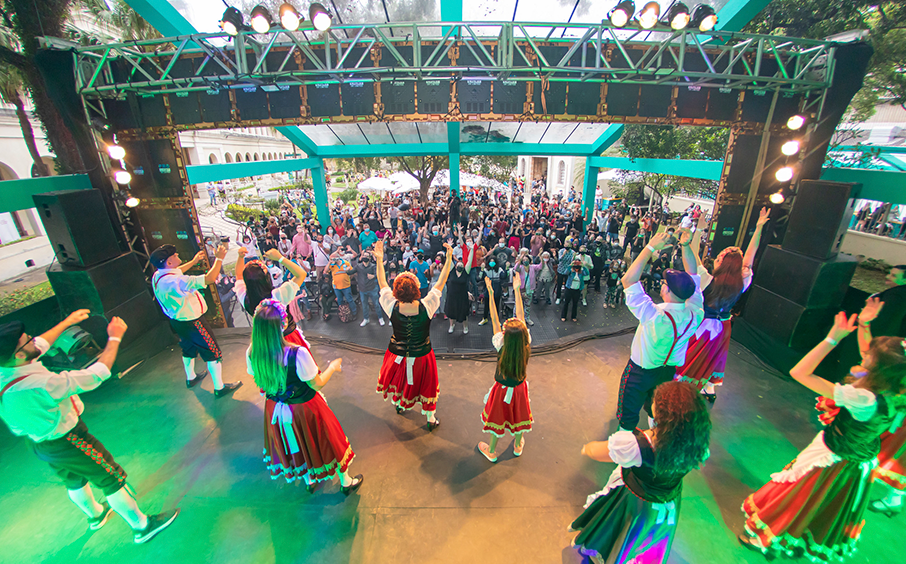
[341,474,364,496]
[214,381,243,398]
[186,371,208,389]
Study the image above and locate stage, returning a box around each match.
[0,331,901,564]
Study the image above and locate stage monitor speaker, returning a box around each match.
[33,189,121,268]
[753,245,857,308]
[743,285,836,350]
[783,180,861,260]
[134,208,200,260]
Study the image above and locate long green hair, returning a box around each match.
[249,301,288,395]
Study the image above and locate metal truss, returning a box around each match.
[70,21,837,98]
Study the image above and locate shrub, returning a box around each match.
[336,186,358,203]
[263,198,281,213]
[860,257,892,272]
[225,204,264,223]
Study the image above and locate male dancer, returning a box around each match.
[0,311,178,543]
[150,244,241,397]
[616,231,704,431]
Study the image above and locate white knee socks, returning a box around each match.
[207,360,224,389]
[68,484,104,517]
[182,356,195,382]
[107,486,148,530]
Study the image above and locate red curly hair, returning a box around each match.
[393,272,422,303]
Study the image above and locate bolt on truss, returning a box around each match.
[69,21,837,98]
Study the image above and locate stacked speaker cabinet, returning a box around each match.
[743,180,861,349]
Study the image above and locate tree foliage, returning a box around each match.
[461,154,517,186]
[394,155,448,205]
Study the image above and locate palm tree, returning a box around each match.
[0,27,47,176]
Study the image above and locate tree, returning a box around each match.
[461,154,517,186]
[394,155,448,205]
[333,156,383,178]
[0,26,47,176]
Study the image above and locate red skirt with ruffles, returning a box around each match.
[263,393,354,484]
[742,458,874,561]
[376,349,439,413]
[874,427,906,491]
[675,319,731,390]
[285,328,312,353]
[481,381,533,437]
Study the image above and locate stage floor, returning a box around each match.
[0,332,901,564]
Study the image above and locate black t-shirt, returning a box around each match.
[625,220,640,239]
[871,284,906,337]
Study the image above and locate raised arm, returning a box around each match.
[512,270,525,322]
[485,277,502,334]
[744,207,770,272]
[789,312,856,398]
[179,251,206,274]
[235,247,248,281]
[38,309,90,348]
[203,244,228,286]
[679,228,701,275]
[373,240,389,290]
[432,243,455,292]
[265,248,306,286]
[622,232,668,289]
[857,297,883,360]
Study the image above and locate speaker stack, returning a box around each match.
[742,180,861,349]
[33,189,170,366]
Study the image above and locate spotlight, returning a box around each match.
[125,196,140,208]
[775,166,794,182]
[781,140,801,156]
[787,115,806,130]
[609,1,635,28]
[250,5,272,34]
[220,6,244,36]
[309,3,331,31]
[107,144,126,160]
[637,2,660,29]
[279,3,301,31]
[114,170,132,184]
[690,4,718,32]
[769,191,785,204]
[664,2,691,30]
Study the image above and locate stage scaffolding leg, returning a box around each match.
[581,161,598,232]
[449,153,461,196]
[310,161,330,235]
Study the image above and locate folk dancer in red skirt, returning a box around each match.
[247,299,363,496]
[570,381,712,564]
[477,271,533,462]
[236,247,313,352]
[373,240,454,430]
[675,207,769,402]
[739,307,906,561]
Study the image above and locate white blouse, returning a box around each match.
[235,279,300,310]
[245,345,319,382]
[584,430,646,508]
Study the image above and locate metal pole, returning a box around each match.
[735,89,780,247]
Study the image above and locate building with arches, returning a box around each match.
[516,156,579,196]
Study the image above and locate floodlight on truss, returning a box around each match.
[279,3,302,31]
[608,1,635,28]
[775,166,794,182]
[664,2,691,30]
[690,4,718,32]
[637,2,660,30]
[107,144,125,160]
[309,3,331,31]
[250,5,273,34]
[219,6,244,36]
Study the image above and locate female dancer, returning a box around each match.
[477,271,533,462]
[445,258,471,334]
[739,308,906,560]
[247,299,362,495]
[373,240,453,430]
[236,247,312,351]
[675,208,770,401]
[570,381,711,563]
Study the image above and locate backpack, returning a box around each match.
[337,303,353,323]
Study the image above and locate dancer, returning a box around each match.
[739,308,906,561]
[236,247,311,350]
[373,240,453,430]
[675,208,769,401]
[616,232,704,432]
[150,244,242,397]
[247,299,362,495]
[477,272,533,462]
[0,312,179,543]
[570,381,711,564]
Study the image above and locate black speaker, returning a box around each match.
[134,208,200,261]
[33,189,121,268]
[743,286,836,350]
[120,138,185,200]
[783,180,861,260]
[754,245,857,308]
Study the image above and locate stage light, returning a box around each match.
[775,166,794,182]
[787,115,806,130]
[279,3,301,31]
[125,196,140,208]
[609,1,635,28]
[781,140,801,156]
[107,144,126,160]
[220,6,243,36]
[309,3,331,31]
[250,5,272,33]
[665,2,691,30]
[690,4,718,32]
[114,170,132,184]
[637,2,660,29]
[769,191,785,204]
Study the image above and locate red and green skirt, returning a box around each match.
[376,349,439,413]
[675,319,731,390]
[262,394,354,484]
[480,381,533,437]
[874,427,906,491]
[742,456,877,562]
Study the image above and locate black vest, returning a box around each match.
[388,301,432,357]
[621,430,685,504]
[702,282,741,320]
[823,394,889,462]
[266,347,316,404]
[494,349,526,388]
[244,296,298,338]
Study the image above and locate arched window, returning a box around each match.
[208,154,219,164]
[557,160,566,185]
[519,159,525,176]
[236,153,242,162]
[254,153,259,161]
[224,153,232,163]
[246,153,252,162]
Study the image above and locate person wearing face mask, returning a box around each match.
[577,246,594,307]
[446,259,471,334]
[410,250,432,298]
[323,227,340,253]
[359,223,378,251]
[555,242,576,305]
[516,255,540,326]
[313,236,331,279]
[478,258,508,326]
[561,259,588,322]
[428,225,444,257]
[351,252,384,327]
[535,251,555,305]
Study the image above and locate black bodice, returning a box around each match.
[388,301,432,357]
[266,347,316,404]
[702,282,740,320]
[621,430,685,504]
[823,394,889,462]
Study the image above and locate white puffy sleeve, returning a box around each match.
[492,332,504,351]
[294,346,319,382]
[833,383,878,422]
[271,280,300,306]
[421,288,442,317]
[235,279,247,307]
[379,287,397,317]
[697,264,713,290]
[245,347,254,377]
[607,430,643,468]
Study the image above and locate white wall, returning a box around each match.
[840,230,906,264]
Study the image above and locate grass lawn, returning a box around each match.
[0,234,37,249]
[851,266,889,295]
[0,281,55,317]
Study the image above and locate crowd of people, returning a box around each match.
[1,176,905,564]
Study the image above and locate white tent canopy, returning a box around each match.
[357,176,396,192]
